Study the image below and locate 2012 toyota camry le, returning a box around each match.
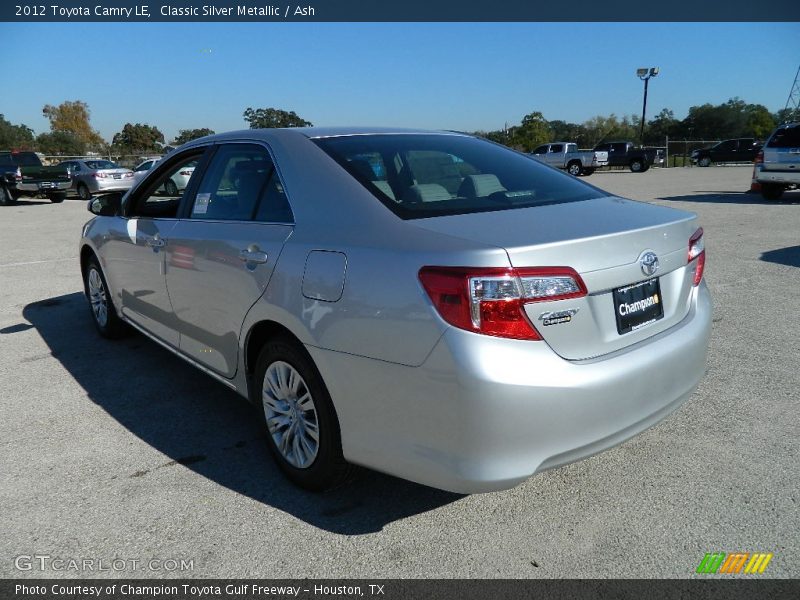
[79,127,711,494]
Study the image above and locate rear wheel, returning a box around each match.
[77,183,91,200]
[164,179,178,196]
[48,192,66,203]
[761,183,784,201]
[629,159,645,173]
[567,162,582,176]
[254,338,352,491]
[84,256,128,338]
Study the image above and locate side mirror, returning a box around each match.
[88,192,123,216]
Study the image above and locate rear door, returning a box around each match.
[165,143,294,378]
[763,125,800,172]
[547,144,565,167]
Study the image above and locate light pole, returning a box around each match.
[637,67,659,144]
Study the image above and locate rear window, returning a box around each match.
[85,160,119,170]
[767,126,800,148]
[0,152,41,167]
[313,134,605,219]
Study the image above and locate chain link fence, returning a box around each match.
[40,154,163,168]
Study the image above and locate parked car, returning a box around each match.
[593,141,664,173]
[529,142,609,176]
[79,127,711,494]
[57,159,135,200]
[132,157,196,194]
[755,123,800,200]
[0,151,70,205]
[690,138,762,167]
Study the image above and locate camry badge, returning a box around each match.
[539,308,579,326]
[639,251,660,276]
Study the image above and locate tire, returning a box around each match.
[48,193,66,203]
[566,162,582,176]
[698,157,711,167]
[164,179,178,196]
[0,183,15,206]
[761,184,784,201]
[580,168,596,176]
[84,256,128,339]
[77,183,91,200]
[254,337,352,491]
[629,159,645,173]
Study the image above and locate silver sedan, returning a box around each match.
[79,127,711,493]
[59,159,135,200]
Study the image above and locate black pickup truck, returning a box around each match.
[690,138,762,167]
[0,151,71,205]
[592,141,664,173]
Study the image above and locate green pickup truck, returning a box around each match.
[0,151,71,205]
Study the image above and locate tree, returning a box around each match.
[645,108,680,144]
[42,100,105,150]
[0,114,35,150]
[243,107,312,129]
[548,120,588,147]
[172,128,215,146]
[508,111,550,151]
[111,123,165,154]
[36,131,86,155]
[744,104,775,139]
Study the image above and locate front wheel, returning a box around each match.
[0,183,15,206]
[48,193,66,203]
[164,179,178,196]
[698,157,712,167]
[254,338,352,491]
[566,162,582,176]
[629,159,645,173]
[84,256,128,338]
[761,183,784,201]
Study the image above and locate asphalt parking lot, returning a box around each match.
[1,166,798,579]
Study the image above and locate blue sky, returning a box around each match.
[4,22,799,142]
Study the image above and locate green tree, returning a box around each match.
[242,107,312,129]
[645,108,680,144]
[35,131,86,155]
[548,120,588,146]
[0,114,35,150]
[508,111,550,151]
[172,128,215,146]
[111,123,165,154]
[42,100,105,150]
[744,104,775,139]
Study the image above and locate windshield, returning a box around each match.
[314,134,605,219]
[85,160,119,170]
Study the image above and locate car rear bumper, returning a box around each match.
[309,282,712,493]
[16,181,71,193]
[88,178,135,193]
[756,168,800,186]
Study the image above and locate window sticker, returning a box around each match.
[194,193,211,214]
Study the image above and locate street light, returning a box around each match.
[637,67,659,144]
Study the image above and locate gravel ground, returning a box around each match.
[0,166,797,579]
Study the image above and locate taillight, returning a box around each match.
[754,150,764,165]
[93,172,108,178]
[688,227,705,286]
[14,168,22,182]
[418,266,587,340]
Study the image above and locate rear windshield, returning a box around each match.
[85,160,119,170]
[0,152,40,166]
[314,134,605,219]
[767,125,800,148]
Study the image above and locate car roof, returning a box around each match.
[181,127,468,147]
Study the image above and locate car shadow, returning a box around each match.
[760,246,800,268]
[658,191,800,205]
[22,292,462,535]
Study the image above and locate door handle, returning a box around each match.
[239,249,268,264]
[145,237,166,248]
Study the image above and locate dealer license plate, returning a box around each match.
[613,278,663,334]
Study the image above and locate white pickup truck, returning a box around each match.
[529,142,609,177]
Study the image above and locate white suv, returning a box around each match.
[756,122,800,201]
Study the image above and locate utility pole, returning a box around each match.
[637,67,659,144]
[783,64,800,122]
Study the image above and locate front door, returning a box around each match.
[165,143,294,378]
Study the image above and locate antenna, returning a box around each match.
[784,64,800,122]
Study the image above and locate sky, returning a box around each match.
[3,22,799,142]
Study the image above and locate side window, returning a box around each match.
[128,153,202,218]
[716,140,736,152]
[549,144,564,153]
[532,145,548,155]
[135,160,153,172]
[595,144,610,152]
[190,144,276,222]
[254,171,294,223]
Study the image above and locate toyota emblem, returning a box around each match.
[639,251,660,276]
